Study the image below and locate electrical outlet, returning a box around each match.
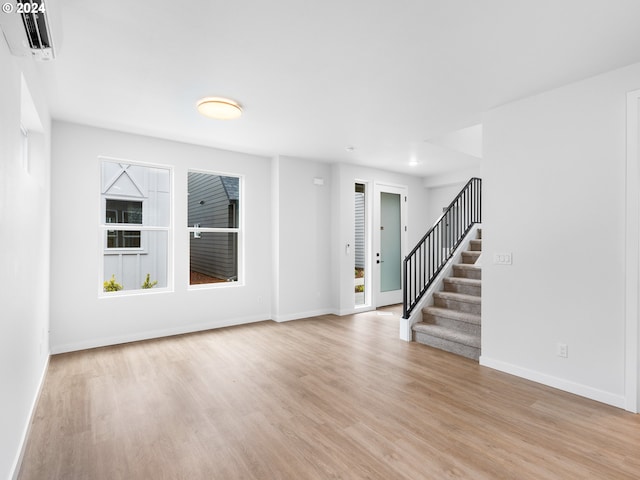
[493,252,513,265]
[557,343,568,358]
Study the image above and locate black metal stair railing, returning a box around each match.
[403,177,482,318]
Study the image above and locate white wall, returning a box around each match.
[331,163,431,315]
[425,184,466,226]
[50,122,273,353]
[271,156,333,321]
[0,41,51,479]
[482,61,640,408]
[49,122,436,351]
[271,157,432,320]
[423,168,482,226]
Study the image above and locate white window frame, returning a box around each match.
[99,157,173,296]
[187,169,244,289]
[103,196,147,254]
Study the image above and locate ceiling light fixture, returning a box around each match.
[197,97,242,120]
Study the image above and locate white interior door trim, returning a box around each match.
[373,182,408,308]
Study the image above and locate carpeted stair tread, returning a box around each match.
[469,239,482,251]
[413,323,481,349]
[461,251,481,264]
[443,276,482,296]
[453,263,481,272]
[452,263,482,280]
[433,291,481,304]
[421,306,481,325]
[444,277,481,288]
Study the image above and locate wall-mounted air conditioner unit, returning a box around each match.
[0,0,56,61]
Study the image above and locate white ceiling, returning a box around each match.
[33,0,640,177]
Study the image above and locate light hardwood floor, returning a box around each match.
[19,306,640,479]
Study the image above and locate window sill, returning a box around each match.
[188,281,243,291]
[99,286,172,298]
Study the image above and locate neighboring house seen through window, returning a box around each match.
[100,159,171,294]
[188,171,241,286]
[105,199,142,248]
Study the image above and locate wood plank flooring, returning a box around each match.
[18,306,640,479]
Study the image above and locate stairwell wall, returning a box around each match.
[423,168,482,227]
[482,61,640,408]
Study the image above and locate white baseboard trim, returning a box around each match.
[11,355,50,480]
[51,314,271,354]
[480,356,626,410]
[335,306,375,317]
[272,308,335,322]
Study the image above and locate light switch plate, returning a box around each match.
[493,252,512,265]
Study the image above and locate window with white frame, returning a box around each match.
[100,159,171,293]
[187,171,241,286]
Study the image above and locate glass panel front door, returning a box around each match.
[380,192,401,292]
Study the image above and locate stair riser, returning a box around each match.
[434,296,481,315]
[444,282,481,296]
[452,265,481,280]
[469,240,482,251]
[414,331,480,361]
[461,252,481,264]
[422,314,481,336]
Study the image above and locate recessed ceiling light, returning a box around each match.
[197,97,242,120]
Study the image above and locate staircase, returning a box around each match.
[412,228,482,361]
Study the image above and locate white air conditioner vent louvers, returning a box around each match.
[0,0,56,61]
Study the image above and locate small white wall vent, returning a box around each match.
[0,0,56,61]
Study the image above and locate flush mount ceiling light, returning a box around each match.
[196,97,242,120]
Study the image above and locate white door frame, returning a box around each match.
[373,182,408,307]
[625,88,640,413]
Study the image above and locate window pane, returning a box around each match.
[188,172,239,228]
[190,232,238,285]
[101,160,171,294]
[107,230,141,248]
[102,161,170,227]
[104,230,168,291]
[106,199,142,224]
